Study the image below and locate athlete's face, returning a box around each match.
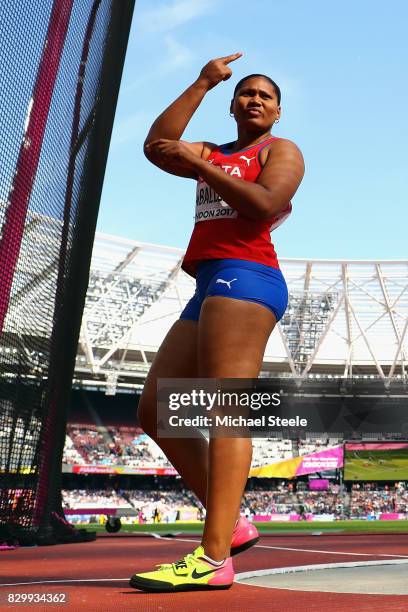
[230,77,281,130]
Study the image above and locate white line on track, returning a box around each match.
[254,544,408,558]
[157,535,408,559]
[0,579,129,587]
[1,536,407,589]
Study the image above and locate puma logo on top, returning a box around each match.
[216,278,237,289]
[239,155,256,166]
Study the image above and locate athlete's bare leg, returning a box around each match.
[137,319,209,506]
[198,296,276,561]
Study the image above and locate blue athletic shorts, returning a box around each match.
[180,258,288,322]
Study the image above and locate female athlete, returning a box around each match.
[130,53,304,592]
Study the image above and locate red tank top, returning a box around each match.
[182,136,292,277]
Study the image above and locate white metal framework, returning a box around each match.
[74,232,408,389]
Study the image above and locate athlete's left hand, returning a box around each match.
[145,139,201,170]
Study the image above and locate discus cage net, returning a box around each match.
[0,0,135,545]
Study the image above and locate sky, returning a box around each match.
[97,0,408,260]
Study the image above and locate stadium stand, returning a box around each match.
[65,425,171,467]
[298,437,341,456]
[63,435,86,466]
[249,438,293,467]
[350,483,408,517]
[64,428,295,469]
[61,482,408,521]
[63,423,348,470]
[63,490,132,509]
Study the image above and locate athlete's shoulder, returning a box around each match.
[266,137,302,152]
[261,137,304,166]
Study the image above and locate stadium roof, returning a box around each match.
[73,231,408,389]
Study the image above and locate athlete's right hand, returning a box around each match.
[197,53,243,90]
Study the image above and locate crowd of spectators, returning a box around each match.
[61,430,408,521]
[63,435,86,465]
[64,427,350,470]
[62,482,408,520]
[65,428,346,469]
[62,487,202,523]
[242,482,345,516]
[251,438,293,467]
[350,482,408,516]
[65,425,172,468]
[63,489,132,508]
[298,437,341,456]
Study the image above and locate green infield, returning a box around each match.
[75,519,408,534]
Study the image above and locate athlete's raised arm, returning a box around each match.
[144,53,242,178]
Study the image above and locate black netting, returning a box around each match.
[0,0,135,544]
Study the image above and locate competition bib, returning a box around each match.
[194,179,238,223]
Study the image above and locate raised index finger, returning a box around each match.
[220,52,243,64]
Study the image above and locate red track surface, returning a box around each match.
[1,533,408,611]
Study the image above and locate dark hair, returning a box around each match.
[233,74,281,105]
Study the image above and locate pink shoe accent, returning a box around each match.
[230,516,259,556]
[207,557,234,586]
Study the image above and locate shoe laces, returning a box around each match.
[174,553,195,569]
[155,562,172,570]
